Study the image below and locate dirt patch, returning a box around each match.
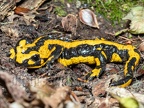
[0,0,144,108]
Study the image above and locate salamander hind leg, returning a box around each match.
[110,76,132,88]
[110,57,139,87]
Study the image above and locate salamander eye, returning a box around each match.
[31,54,40,62]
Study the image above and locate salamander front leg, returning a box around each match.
[85,66,106,81]
[90,66,106,77]
[39,45,63,68]
[86,52,107,80]
[110,57,137,87]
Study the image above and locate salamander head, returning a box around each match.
[9,38,50,68]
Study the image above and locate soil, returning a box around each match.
[0,1,144,108]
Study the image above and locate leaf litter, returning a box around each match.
[0,1,144,108]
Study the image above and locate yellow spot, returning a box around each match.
[28,59,35,65]
[97,48,102,50]
[101,51,107,59]
[131,66,134,70]
[111,53,122,62]
[95,58,100,66]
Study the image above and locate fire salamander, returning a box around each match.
[9,36,140,87]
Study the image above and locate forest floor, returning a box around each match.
[0,0,144,108]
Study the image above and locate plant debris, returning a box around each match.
[0,1,144,108]
[0,0,16,21]
[79,9,99,28]
[123,6,144,34]
[61,14,78,35]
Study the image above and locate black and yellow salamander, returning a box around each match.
[9,36,140,87]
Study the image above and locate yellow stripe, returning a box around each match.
[58,56,95,66]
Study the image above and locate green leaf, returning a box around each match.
[123,6,144,34]
[120,97,139,108]
[123,6,144,20]
[129,17,144,34]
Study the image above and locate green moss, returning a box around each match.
[80,0,144,25]
[53,0,144,25]
[67,0,73,3]
[54,6,67,17]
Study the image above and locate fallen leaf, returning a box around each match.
[123,6,144,20]
[110,92,140,108]
[92,75,113,97]
[129,17,144,34]
[0,89,9,108]
[0,25,19,37]
[92,80,106,97]
[123,6,144,34]
[14,6,30,15]
[0,0,16,21]
[79,9,99,28]
[30,78,55,99]
[138,41,144,51]
[107,87,144,105]
[137,65,144,76]
[22,13,36,25]
[19,0,46,11]
[119,97,139,108]
[29,78,81,108]
[0,71,27,101]
[61,14,78,35]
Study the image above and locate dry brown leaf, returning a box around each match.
[0,0,16,21]
[138,41,144,51]
[107,87,144,104]
[19,0,46,11]
[30,78,55,98]
[29,78,81,108]
[61,14,78,35]
[13,0,47,25]
[91,96,118,108]
[105,64,119,73]
[137,65,144,76]
[22,13,36,25]
[43,87,71,108]
[92,80,107,97]
[0,25,19,37]
[0,71,27,101]
[92,75,114,97]
[0,88,9,108]
[79,9,99,28]
[14,6,30,15]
